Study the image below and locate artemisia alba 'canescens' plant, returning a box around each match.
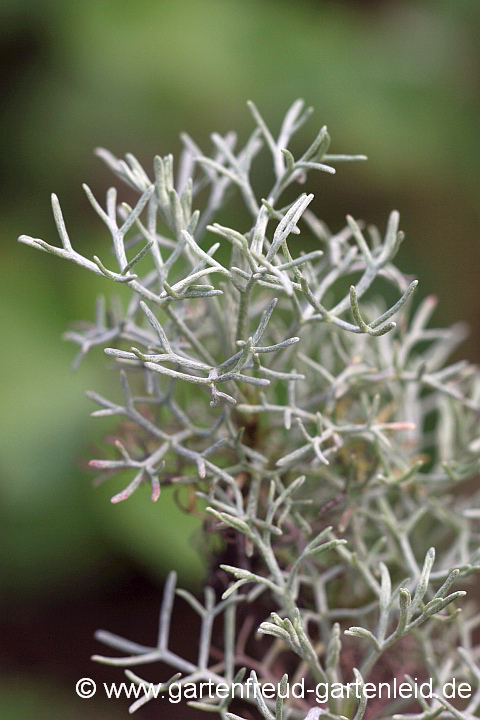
[20,100,480,720]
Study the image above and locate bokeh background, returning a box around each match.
[1,0,479,717]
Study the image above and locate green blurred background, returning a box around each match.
[1,0,479,717]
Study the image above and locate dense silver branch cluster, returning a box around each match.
[19,100,480,719]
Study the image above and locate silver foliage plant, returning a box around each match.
[19,100,480,720]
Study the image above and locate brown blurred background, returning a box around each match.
[1,0,479,717]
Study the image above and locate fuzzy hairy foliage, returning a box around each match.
[20,100,480,720]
